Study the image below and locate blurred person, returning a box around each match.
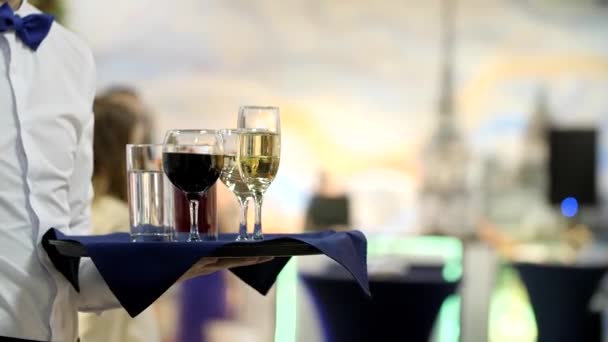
[78,97,162,342]
[93,88,180,341]
[0,1,271,340]
[101,85,156,144]
[304,171,351,232]
[101,86,147,118]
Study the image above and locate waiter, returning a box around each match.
[0,1,268,341]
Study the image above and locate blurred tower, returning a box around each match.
[519,87,550,196]
[516,87,572,242]
[479,86,558,243]
[419,0,473,237]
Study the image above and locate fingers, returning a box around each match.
[257,256,274,263]
[178,256,275,282]
[177,257,218,281]
[208,256,274,270]
[195,257,219,266]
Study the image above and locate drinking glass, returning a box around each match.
[219,129,252,241]
[237,106,281,240]
[162,130,224,241]
[126,144,174,242]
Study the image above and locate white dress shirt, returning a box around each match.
[0,2,120,341]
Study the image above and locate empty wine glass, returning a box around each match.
[162,130,224,241]
[219,129,253,241]
[237,106,281,240]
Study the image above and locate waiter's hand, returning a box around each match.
[178,256,274,282]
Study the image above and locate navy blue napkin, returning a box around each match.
[42,228,369,317]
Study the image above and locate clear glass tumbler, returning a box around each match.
[126,144,175,242]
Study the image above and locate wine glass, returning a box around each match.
[162,130,224,241]
[219,129,253,241]
[237,106,281,240]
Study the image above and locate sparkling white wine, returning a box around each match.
[238,131,280,194]
[220,154,252,198]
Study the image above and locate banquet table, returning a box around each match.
[514,262,608,342]
[301,264,459,342]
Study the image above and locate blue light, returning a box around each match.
[561,197,579,218]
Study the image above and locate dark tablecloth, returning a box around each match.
[302,265,459,342]
[514,262,608,342]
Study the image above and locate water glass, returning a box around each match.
[126,144,175,242]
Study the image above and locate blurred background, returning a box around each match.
[40,0,608,341]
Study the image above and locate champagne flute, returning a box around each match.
[219,129,253,241]
[237,106,281,240]
[162,130,224,241]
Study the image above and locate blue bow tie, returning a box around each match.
[0,3,54,51]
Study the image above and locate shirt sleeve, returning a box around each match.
[68,110,94,236]
[67,111,120,312]
[67,55,122,312]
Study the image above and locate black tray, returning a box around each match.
[48,239,322,258]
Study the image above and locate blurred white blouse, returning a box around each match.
[78,195,161,342]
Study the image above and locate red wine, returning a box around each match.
[174,184,218,234]
[163,152,223,199]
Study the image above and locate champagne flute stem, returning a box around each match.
[188,198,201,242]
[253,192,264,240]
[237,196,249,241]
